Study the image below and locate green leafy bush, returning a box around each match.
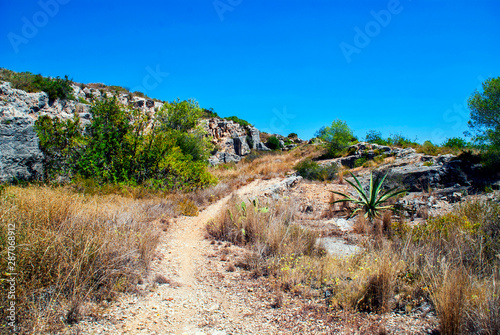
[386,133,418,148]
[224,115,251,127]
[0,68,74,102]
[365,130,388,145]
[265,136,282,150]
[35,97,216,191]
[294,159,338,181]
[202,107,219,118]
[317,119,356,158]
[443,137,467,150]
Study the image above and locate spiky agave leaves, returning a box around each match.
[331,172,406,221]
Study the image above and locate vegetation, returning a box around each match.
[206,197,322,274]
[206,185,500,333]
[331,172,406,222]
[202,107,219,118]
[442,137,468,150]
[266,135,283,150]
[365,130,418,148]
[0,186,162,333]
[467,77,500,168]
[316,119,357,158]
[35,97,216,191]
[294,159,338,181]
[224,115,251,127]
[0,68,74,102]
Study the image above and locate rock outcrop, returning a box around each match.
[0,81,270,181]
[333,142,492,194]
[204,118,269,165]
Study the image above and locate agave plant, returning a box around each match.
[331,172,406,222]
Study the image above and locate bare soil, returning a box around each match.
[64,178,437,334]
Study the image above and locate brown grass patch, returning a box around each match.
[0,186,162,333]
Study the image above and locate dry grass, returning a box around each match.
[0,186,163,334]
[207,190,500,333]
[210,145,319,186]
[431,268,469,334]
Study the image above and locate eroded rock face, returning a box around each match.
[204,118,269,165]
[0,81,164,181]
[0,81,270,180]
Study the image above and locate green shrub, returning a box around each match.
[365,130,388,145]
[224,115,251,127]
[35,97,216,191]
[354,157,368,168]
[266,136,282,150]
[78,97,89,104]
[0,68,74,102]
[419,140,439,156]
[387,133,417,148]
[443,137,468,150]
[294,159,338,181]
[316,120,356,158]
[202,108,219,118]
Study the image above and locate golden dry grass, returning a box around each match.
[0,186,163,334]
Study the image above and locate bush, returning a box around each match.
[294,159,338,181]
[365,130,388,145]
[419,140,439,156]
[202,107,219,118]
[0,68,74,102]
[317,119,356,158]
[224,115,251,127]
[266,136,282,150]
[443,137,467,150]
[35,97,217,191]
[386,133,417,148]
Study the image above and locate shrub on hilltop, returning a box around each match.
[0,68,74,102]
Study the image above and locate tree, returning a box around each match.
[159,98,202,132]
[442,137,467,150]
[317,119,356,158]
[365,130,387,145]
[467,77,500,148]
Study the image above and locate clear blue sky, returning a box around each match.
[1,0,499,142]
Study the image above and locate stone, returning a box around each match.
[204,118,269,165]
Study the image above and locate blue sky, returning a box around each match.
[1,0,499,142]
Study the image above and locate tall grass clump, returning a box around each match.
[391,197,500,333]
[0,186,161,334]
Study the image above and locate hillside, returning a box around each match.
[0,70,277,183]
[1,70,500,335]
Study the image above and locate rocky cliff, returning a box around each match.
[204,118,269,165]
[0,81,268,181]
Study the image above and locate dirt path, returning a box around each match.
[74,178,282,335]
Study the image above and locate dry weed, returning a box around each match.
[0,186,162,333]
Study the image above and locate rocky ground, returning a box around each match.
[62,177,442,335]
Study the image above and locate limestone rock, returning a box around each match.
[205,118,269,165]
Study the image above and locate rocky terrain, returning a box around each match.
[0,82,270,181]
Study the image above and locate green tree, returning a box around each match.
[467,77,500,150]
[266,136,282,150]
[76,97,134,182]
[35,97,216,190]
[35,114,84,178]
[365,130,387,145]
[318,119,356,158]
[159,98,202,132]
[442,137,467,150]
